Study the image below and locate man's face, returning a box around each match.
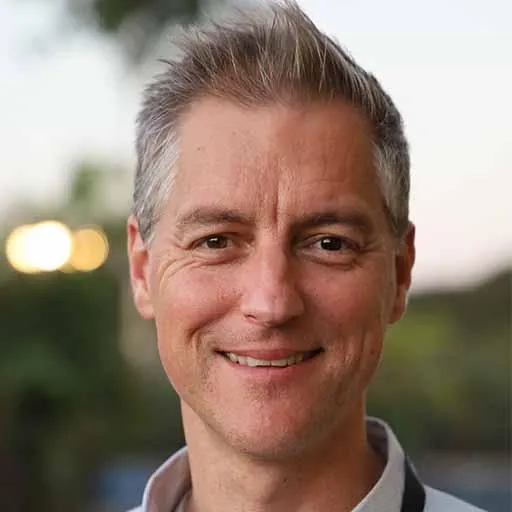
[128,98,414,458]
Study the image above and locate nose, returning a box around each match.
[239,244,305,327]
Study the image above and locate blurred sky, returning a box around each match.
[0,0,511,290]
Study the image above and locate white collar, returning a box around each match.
[354,418,405,511]
[138,418,405,512]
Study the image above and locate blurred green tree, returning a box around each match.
[0,270,126,511]
[0,163,183,512]
[63,0,215,61]
[368,269,511,454]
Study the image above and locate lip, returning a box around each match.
[216,348,323,379]
[216,348,320,360]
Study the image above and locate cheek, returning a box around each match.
[149,267,235,395]
[307,267,393,328]
[151,266,236,345]
[305,266,394,378]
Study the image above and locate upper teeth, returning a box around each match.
[225,353,306,367]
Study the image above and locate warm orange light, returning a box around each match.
[5,221,72,273]
[68,227,109,272]
[5,225,39,273]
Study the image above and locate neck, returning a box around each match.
[182,403,384,512]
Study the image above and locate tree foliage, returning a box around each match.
[66,0,208,60]
[368,269,511,453]
[85,0,202,32]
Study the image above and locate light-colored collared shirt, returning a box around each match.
[129,418,484,512]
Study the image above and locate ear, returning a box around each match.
[127,214,154,320]
[389,222,416,324]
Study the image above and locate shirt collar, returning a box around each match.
[141,446,190,512]
[353,417,405,512]
[140,418,405,512]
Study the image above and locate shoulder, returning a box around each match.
[424,486,486,512]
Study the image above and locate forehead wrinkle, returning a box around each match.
[175,98,382,236]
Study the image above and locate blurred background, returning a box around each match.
[0,0,510,510]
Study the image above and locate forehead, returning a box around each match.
[168,97,383,224]
[180,97,374,170]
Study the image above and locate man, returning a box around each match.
[127,2,484,511]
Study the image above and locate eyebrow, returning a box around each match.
[292,210,374,234]
[174,206,374,235]
[175,207,253,233]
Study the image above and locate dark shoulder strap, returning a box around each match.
[401,458,426,512]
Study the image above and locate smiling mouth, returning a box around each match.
[219,349,323,368]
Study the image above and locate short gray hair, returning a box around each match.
[134,1,410,243]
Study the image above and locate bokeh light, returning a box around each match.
[5,225,40,273]
[5,221,72,273]
[69,227,109,272]
[5,223,110,273]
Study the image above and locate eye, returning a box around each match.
[300,234,362,266]
[315,236,354,251]
[318,236,344,251]
[200,235,230,249]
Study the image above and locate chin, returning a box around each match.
[225,428,316,461]
[212,403,348,462]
